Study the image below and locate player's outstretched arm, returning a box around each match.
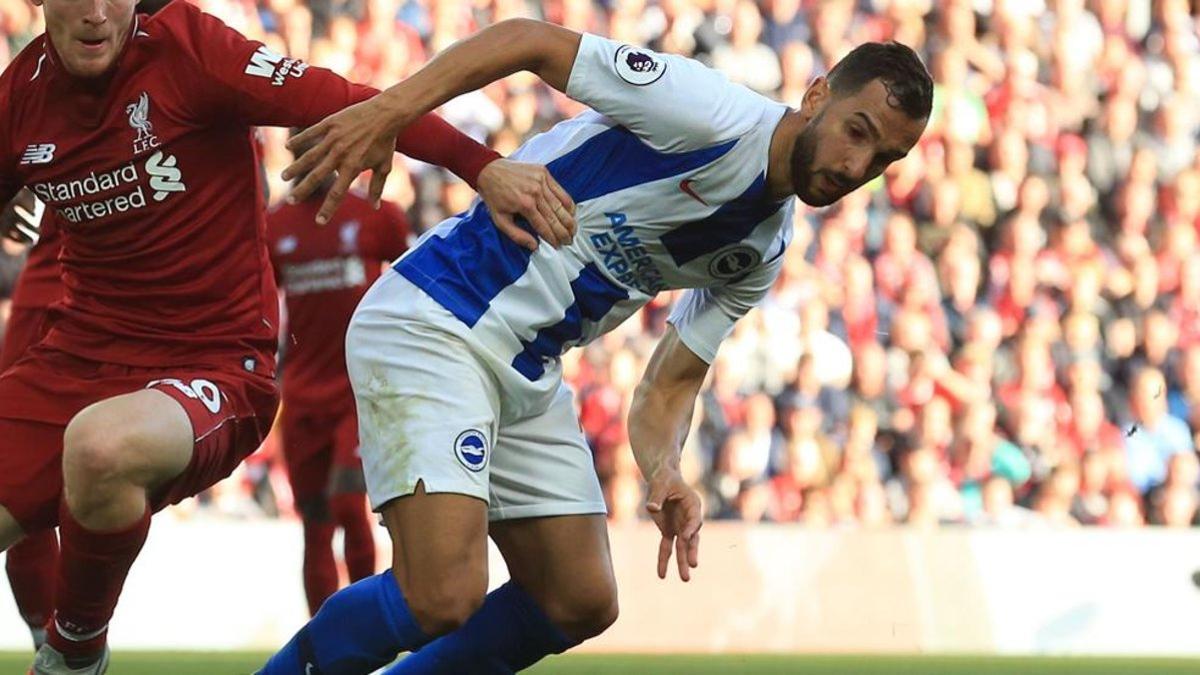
[628,325,709,583]
[283,20,582,223]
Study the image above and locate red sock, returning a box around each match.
[301,518,338,616]
[48,503,151,663]
[6,530,59,631]
[330,492,376,582]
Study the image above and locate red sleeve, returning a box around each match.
[166,3,499,187]
[367,200,410,262]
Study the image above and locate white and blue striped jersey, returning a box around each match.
[392,34,794,398]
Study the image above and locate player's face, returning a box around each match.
[791,78,926,206]
[37,0,137,78]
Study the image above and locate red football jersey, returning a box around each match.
[267,191,407,412]
[11,214,63,310]
[0,1,496,371]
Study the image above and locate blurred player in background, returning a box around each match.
[267,128,411,616]
[0,0,575,672]
[263,19,929,675]
[0,189,60,651]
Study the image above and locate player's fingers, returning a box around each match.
[681,499,703,541]
[282,132,334,182]
[289,151,341,203]
[657,535,673,580]
[368,162,391,209]
[543,189,575,245]
[535,195,568,248]
[492,211,538,252]
[317,170,355,225]
[676,535,690,582]
[687,530,700,570]
[544,173,575,216]
[286,121,329,153]
[521,199,556,247]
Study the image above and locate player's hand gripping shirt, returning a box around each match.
[0,1,492,371]
[394,35,794,403]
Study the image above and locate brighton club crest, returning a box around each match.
[126,92,160,154]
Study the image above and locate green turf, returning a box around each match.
[3,652,1199,674]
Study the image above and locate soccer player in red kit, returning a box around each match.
[266,132,410,617]
[0,0,576,672]
[0,190,62,651]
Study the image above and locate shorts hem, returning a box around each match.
[487,501,609,522]
[369,478,488,512]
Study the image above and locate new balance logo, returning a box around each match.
[20,143,55,165]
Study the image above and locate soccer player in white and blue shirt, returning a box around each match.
[263,19,931,674]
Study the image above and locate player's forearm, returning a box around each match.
[394,114,500,189]
[375,20,581,129]
[628,381,698,481]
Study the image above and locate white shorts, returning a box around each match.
[347,271,607,521]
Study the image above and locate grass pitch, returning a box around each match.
[2,651,1199,673]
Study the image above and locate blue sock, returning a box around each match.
[385,581,576,674]
[260,571,429,675]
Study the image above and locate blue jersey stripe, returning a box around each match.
[394,125,736,334]
[394,203,533,328]
[546,126,738,203]
[659,173,786,266]
[511,264,629,380]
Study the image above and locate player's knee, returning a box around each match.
[399,568,486,637]
[545,579,619,640]
[62,409,133,490]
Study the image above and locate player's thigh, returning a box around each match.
[380,483,489,629]
[490,513,618,632]
[63,388,194,491]
[345,309,500,512]
[488,384,608,523]
[147,371,279,510]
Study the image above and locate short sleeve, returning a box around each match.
[666,253,783,364]
[565,34,768,152]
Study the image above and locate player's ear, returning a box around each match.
[799,77,830,122]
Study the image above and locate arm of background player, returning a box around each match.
[628,326,707,583]
[282,20,580,216]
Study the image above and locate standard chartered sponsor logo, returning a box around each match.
[145,151,186,201]
[282,257,368,294]
[30,151,187,224]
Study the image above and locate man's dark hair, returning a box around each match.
[825,42,933,121]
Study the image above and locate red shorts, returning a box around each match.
[0,346,280,531]
[0,305,52,373]
[279,404,360,504]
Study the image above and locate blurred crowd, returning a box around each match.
[1,0,1199,528]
